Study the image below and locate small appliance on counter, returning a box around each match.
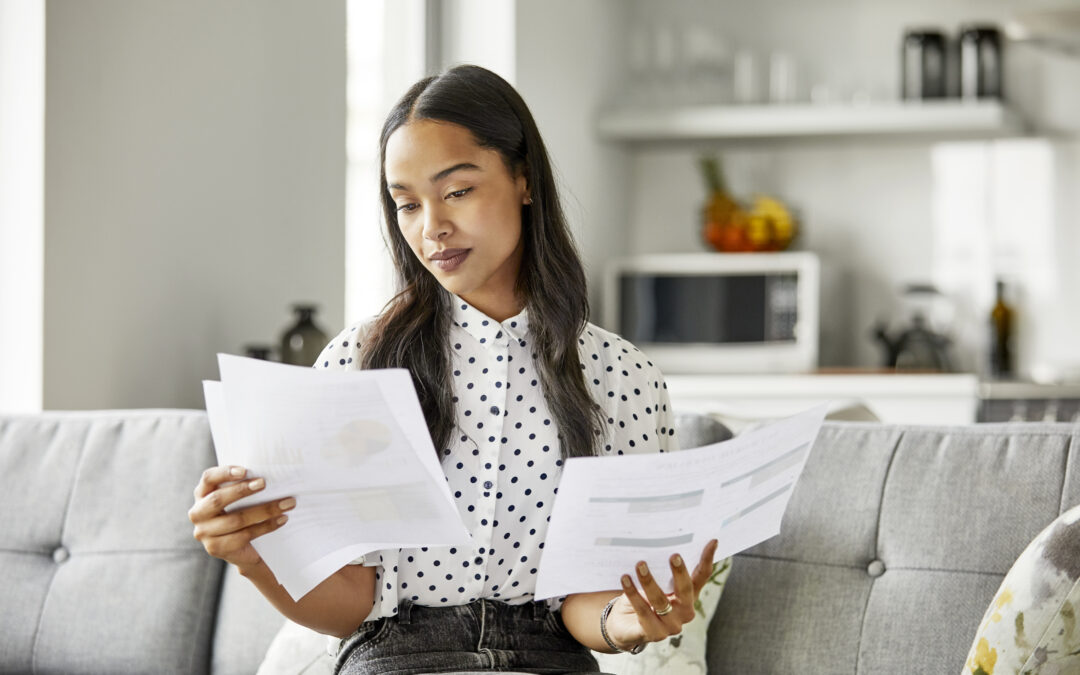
[603,252,819,374]
[872,283,956,372]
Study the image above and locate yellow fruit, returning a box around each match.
[749,194,797,251]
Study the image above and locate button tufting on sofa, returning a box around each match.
[3,411,1079,674]
[51,546,69,564]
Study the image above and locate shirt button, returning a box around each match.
[52,546,70,564]
[490,406,500,415]
[475,556,484,565]
[483,480,494,490]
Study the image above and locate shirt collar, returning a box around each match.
[451,296,530,346]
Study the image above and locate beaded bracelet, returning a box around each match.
[600,596,646,655]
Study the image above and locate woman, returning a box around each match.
[190,64,718,674]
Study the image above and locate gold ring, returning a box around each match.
[654,602,674,617]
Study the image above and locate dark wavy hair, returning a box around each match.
[359,64,603,461]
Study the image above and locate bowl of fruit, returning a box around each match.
[699,156,798,253]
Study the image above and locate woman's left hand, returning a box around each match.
[603,538,719,652]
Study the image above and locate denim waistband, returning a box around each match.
[335,597,599,674]
[395,597,550,625]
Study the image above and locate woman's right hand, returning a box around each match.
[188,466,296,569]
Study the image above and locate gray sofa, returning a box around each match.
[1,409,1077,674]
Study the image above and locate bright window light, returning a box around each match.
[0,0,44,412]
[344,0,428,325]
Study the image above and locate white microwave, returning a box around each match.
[603,252,820,374]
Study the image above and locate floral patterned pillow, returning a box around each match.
[963,503,1080,675]
[593,558,731,675]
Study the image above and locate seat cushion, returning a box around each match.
[0,410,224,675]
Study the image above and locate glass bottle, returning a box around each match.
[280,304,329,367]
[988,280,1014,379]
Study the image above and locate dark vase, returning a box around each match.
[279,304,329,367]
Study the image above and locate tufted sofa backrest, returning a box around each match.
[707,422,1080,674]
[0,410,225,674]
[0,409,736,675]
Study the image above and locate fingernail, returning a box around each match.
[637,561,650,577]
[278,497,296,512]
[248,478,264,491]
[276,515,288,525]
[672,554,683,567]
[230,466,244,477]
[621,575,633,589]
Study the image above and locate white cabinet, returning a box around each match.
[665,373,980,429]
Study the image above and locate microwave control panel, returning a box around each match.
[765,275,799,342]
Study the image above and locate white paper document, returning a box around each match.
[535,404,828,600]
[203,355,470,601]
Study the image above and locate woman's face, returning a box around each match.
[385,119,529,321]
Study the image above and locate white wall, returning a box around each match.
[0,0,44,412]
[44,0,346,409]
[514,0,630,314]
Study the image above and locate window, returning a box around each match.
[344,0,429,323]
[0,0,44,412]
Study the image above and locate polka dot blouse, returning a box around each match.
[315,296,678,621]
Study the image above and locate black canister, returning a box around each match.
[960,25,1002,99]
[901,29,947,99]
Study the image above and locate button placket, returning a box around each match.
[478,333,513,593]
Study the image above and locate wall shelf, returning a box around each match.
[596,99,1025,142]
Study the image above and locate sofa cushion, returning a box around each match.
[707,422,1080,674]
[962,503,1080,674]
[214,563,297,675]
[0,411,224,675]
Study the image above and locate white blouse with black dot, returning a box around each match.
[315,296,678,621]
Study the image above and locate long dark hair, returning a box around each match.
[360,64,604,460]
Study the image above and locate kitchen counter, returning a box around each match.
[664,372,980,427]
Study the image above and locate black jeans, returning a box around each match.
[334,598,602,675]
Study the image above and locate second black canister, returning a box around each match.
[960,25,1003,99]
